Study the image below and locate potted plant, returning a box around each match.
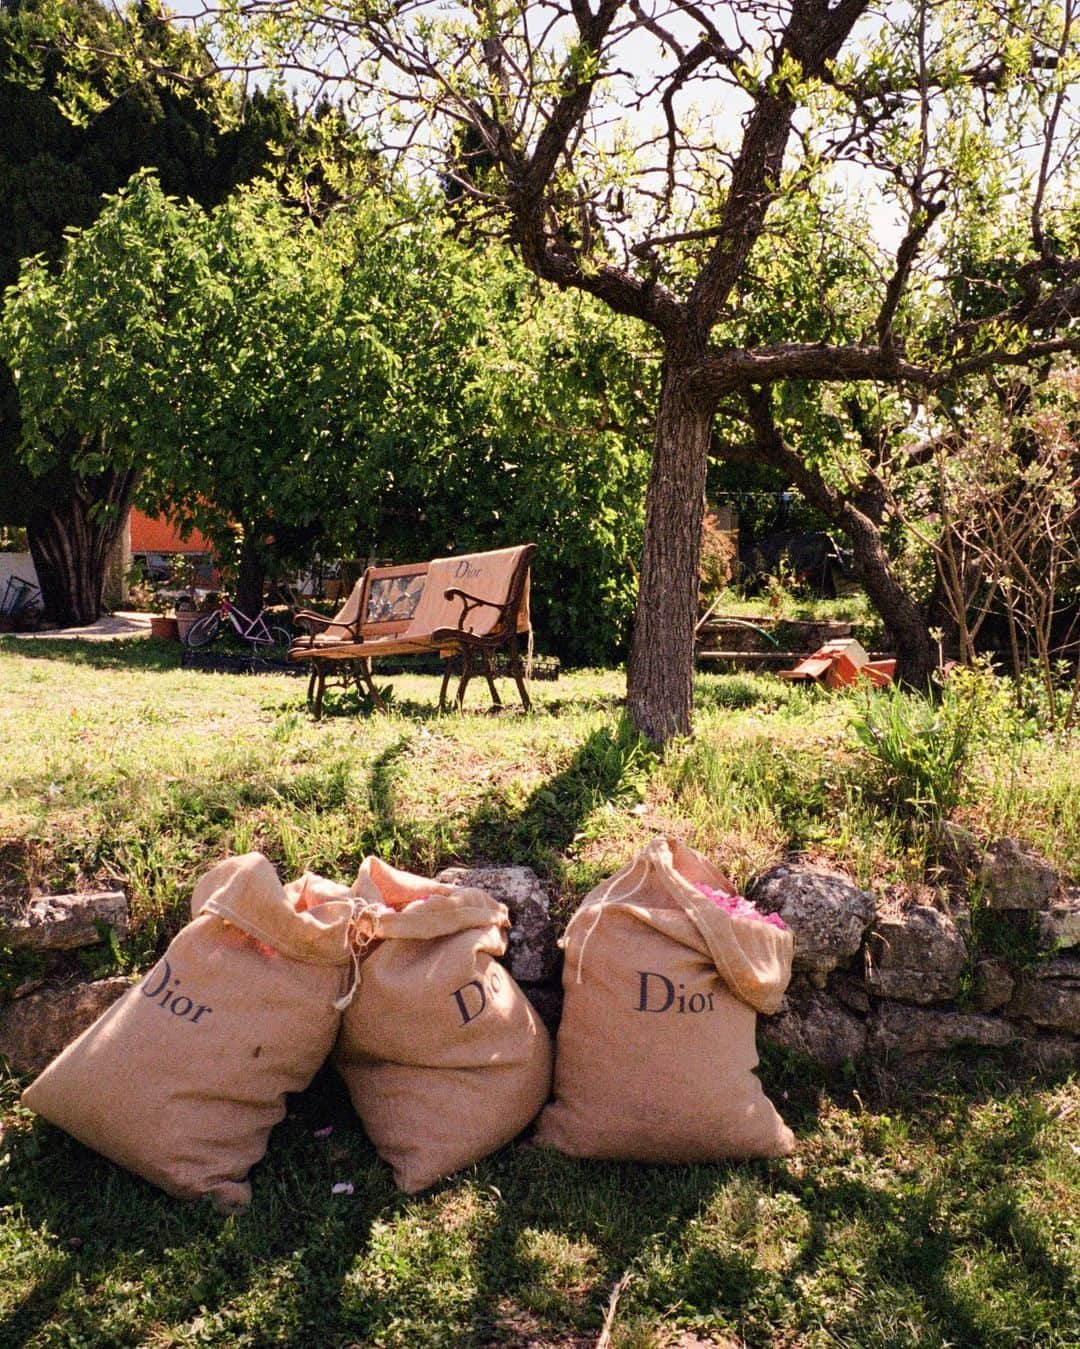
[149,591,179,641]
[174,592,199,644]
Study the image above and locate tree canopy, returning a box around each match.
[11,0,1080,725]
[135,0,1080,740]
[3,167,653,656]
[0,0,329,622]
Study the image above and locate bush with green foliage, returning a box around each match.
[848,665,1025,828]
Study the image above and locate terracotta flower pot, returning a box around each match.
[150,616,179,641]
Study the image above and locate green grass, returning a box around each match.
[0,638,1078,1347]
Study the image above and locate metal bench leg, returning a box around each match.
[355,658,387,713]
[313,664,327,720]
[508,632,531,711]
[455,648,476,708]
[439,661,454,712]
[480,648,503,709]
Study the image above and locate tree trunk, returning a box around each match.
[839,506,938,687]
[626,350,713,743]
[235,530,265,620]
[740,390,937,688]
[26,466,139,627]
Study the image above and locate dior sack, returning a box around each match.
[22,853,355,1211]
[534,836,795,1162]
[333,856,553,1193]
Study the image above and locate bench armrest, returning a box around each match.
[442,586,515,633]
[290,609,359,647]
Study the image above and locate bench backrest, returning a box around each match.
[351,546,533,645]
[326,578,365,636]
[359,562,430,638]
[403,544,534,640]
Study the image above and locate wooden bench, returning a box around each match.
[289,544,535,718]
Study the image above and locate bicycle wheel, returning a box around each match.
[184,611,222,649]
[268,624,293,650]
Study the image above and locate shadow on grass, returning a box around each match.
[0,635,182,672]
[3,1054,1073,1348]
[461,718,656,884]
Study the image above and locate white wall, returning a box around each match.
[0,552,42,608]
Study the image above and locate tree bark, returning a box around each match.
[26,465,139,627]
[626,346,713,742]
[740,390,938,687]
[840,507,938,687]
[235,530,266,621]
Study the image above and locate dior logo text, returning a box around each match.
[454,560,482,579]
[140,958,212,1023]
[452,979,487,1025]
[636,971,715,1014]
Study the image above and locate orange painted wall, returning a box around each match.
[130,508,213,555]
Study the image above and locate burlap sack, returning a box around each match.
[21,853,354,1211]
[333,857,553,1193]
[534,836,795,1162]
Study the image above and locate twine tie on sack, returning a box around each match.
[571,864,649,984]
[334,903,379,1011]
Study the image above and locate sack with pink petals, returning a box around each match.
[534,836,795,1162]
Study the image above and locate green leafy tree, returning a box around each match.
[1,173,190,620]
[332,212,654,660]
[0,0,302,623]
[142,187,396,617]
[5,170,652,655]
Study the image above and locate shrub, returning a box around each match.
[848,665,1022,827]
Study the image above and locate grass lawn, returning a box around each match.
[0,638,1077,1347]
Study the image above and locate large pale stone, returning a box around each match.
[1007,956,1080,1035]
[760,982,867,1070]
[436,864,559,984]
[868,1005,1016,1056]
[0,891,128,952]
[747,863,874,988]
[0,977,132,1074]
[979,838,1059,911]
[865,906,967,1004]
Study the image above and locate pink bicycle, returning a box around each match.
[183,597,292,654]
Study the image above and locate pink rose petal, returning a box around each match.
[693,881,788,930]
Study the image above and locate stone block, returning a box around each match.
[1007,956,1080,1035]
[747,863,874,988]
[0,891,128,952]
[971,956,1015,1013]
[437,864,560,984]
[868,1005,1016,1056]
[1036,908,1080,952]
[0,977,132,1075]
[865,906,967,1004]
[828,969,871,1015]
[978,838,1058,910]
[760,985,867,1070]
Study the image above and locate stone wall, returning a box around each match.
[2,843,1077,1077]
[748,843,1079,1072]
